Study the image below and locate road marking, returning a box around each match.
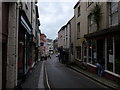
[45,64,51,90]
[38,61,45,88]
[67,67,109,89]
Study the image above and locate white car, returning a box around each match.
[56,53,60,57]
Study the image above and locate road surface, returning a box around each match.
[44,54,109,89]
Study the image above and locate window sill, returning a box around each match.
[87,63,97,68]
[75,58,82,61]
[104,70,120,78]
[77,38,80,39]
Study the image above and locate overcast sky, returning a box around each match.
[38,1,77,40]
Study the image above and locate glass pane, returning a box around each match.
[111,12,118,26]
[111,4,118,13]
[88,41,92,63]
[115,36,120,74]
[107,38,113,72]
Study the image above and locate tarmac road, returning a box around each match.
[44,54,109,89]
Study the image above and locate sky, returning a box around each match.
[38,1,77,40]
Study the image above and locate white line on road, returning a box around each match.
[38,61,45,88]
[45,64,51,90]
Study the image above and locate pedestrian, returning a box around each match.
[96,59,105,76]
[41,54,44,61]
[49,54,51,59]
[44,55,47,60]
[59,46,63,63]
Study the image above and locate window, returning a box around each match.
[78,6,80,17]
[107,38,113,72]
[77,22,80,39]
[88,40,97,64]
[115,36,120,74]
[109,2,118,26]
[88,14,93,33]
[76,46,81,59]
[70,43,73,55]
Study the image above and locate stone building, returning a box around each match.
[53,37,58,53]
[46,39,53,56]
[40,33,47,57]
[73,2,88,66]
[84,2,120,83]
[58,25,66,48]
[58,1,120,83]
[1,1,41,89]
[73,1,120,83]
[69,16,76,63]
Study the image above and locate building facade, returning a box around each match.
[74,2,88,66]
[53,38,58,53]
[58,1,120,83]
[46,39,54,56]
[84,2,120,82]
[1,1,41,89]
[40,33,47,57]
[69,16,76,63]
[58,26,66,48]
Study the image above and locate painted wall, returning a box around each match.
[0,2,2,89]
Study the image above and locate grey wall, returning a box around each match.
[0,2,2,89]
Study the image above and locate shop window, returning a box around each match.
[92,40,97,64]
[82,41,87,63]
[107,38,113,72]
[88,41,92,63]
[115,36,120,74]
[76,46,81,59]
[88,40,97,64]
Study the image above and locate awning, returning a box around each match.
[20,10,32,35]
[84,24,120,40]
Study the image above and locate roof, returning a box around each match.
[58,25,66,33]
[73,1,80,9]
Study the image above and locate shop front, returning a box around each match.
[84,25,120,83]
[18,10,32,82]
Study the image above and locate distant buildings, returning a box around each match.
[53,37,58,53]
[46,39,54,55]
[58,1,120,83]
[40,33,47,57]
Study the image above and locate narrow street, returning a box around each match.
[44,54,109,89]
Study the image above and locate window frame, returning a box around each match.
[78,6,81,17]
[77,22,80,39]
[109,2,118,26]
[88,14,94,33]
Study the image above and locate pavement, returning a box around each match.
[68,64,120,90]
[21,60,45,89]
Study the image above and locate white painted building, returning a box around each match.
[46,39,53,56]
